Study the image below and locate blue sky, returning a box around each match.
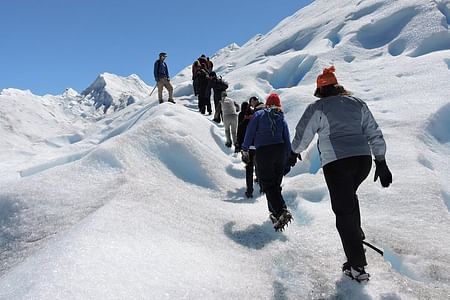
[0,0,312,95]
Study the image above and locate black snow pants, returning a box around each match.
[255,143,287,217]
[198,95,212,114]
[323,155,372,267]
[245,149,256,193]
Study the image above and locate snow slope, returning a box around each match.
[1,0,450,299]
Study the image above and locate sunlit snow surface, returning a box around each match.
[1,0,450,299]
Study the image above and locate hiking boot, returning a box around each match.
[159,99,164,104]
[225,141,232,148]
[245,191,253,198]
[168,99,176,104]
[346,266,370,283]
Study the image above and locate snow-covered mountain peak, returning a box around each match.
[62,88,80,98]
[81,72,153,113]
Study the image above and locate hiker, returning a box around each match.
[196,69,212,115]
[247,95,267,193]
[289,66,392,282]
[153,52,174,104]
[236,98,257,198]
[236,100,251,152]
[195,56,212,114]
[241,93,293,231]
[192,59,201,96]
[208,72,229,122]
[220,91,240,150]
[249,95,265,111]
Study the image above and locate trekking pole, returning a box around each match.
[363,240,384,256]
[149,85,157,97]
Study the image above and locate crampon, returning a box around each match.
[343,264,370,283]
[273,210,293,232]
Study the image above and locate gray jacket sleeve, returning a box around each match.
[361,103,386,161]
[291,103,321,154]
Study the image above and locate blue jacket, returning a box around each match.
[242,107,291,157]
[154,60,169,81]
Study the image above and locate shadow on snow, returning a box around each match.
[223,221,287,250]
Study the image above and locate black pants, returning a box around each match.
[245,150,256,193]
[213,94,221,112]
[323,155,372,267]
[255,143,287,217]
[193,79,198,96]
[198,95,212,114]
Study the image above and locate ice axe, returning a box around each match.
[363,240,383,256]
[149,84,157,97]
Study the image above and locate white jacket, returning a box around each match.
[220,97,239,115]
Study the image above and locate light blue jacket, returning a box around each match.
[291,95,386,167]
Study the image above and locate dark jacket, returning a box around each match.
[154,60,169,82]
[237,106,253,147]
[206,77,228,101]
[196,69,210,97]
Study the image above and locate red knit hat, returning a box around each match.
[316,66,338,88]
[266,93,281,107]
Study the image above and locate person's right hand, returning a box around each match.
[288,151,301,167]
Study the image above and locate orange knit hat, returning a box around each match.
[316,66,338,88]
[265,93,281,107]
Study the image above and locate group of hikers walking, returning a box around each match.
[154,52,393,283]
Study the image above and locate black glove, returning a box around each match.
[288,151,301,167]
[374,159,392,188]
[241,150,250,164]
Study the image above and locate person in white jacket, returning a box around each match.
[220,91,240,151]
[289,66,392,282]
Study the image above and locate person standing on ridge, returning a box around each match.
[154,52,175,104]
[241,93,293,231]
[288,66,392,282]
